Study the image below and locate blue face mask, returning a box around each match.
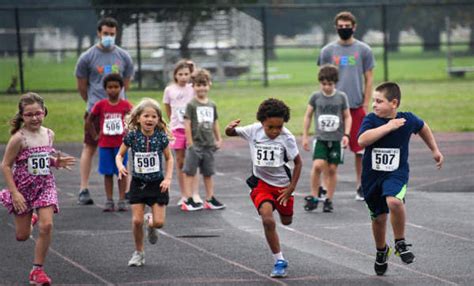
[101,35,115,48]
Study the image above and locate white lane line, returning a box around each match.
[228,210,459,286]
[411,175,472,189]
[158,229,289,286]
[407,223,474,242]
[7,223,113,285]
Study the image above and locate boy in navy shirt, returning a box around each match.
[358,82,443,276]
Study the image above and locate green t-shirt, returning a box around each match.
[184,98,218,148]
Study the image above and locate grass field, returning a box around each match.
[0,46,473,142]
[0,80,472,143]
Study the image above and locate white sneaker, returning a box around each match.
[128,251,145,266]
[355,186,365,201]
[144,213,158,244]
[176,197,185,206]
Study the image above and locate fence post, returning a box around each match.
[382,4,388,82]
[135,13,142,90]
[261,6,269,87]
[14,8,25,93]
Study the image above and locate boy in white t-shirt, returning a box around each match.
[225,98,302,278]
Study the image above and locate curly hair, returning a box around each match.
[256,98,290,123]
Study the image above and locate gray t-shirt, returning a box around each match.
[309,90,349,141]
[184,98,218,148]
[236,122,299,187]
[75,45,134,112]
[318,39,374,108]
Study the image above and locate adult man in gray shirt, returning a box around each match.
[75,17,134,205]
[318,11,375,201]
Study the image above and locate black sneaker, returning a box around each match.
[204,196,226,210]
[318,186,327,199]
[78,188,94,205]
[395,240,415,264]
[323,199,333,213]
[304,195,318,211]
[374,245,392,276]
[181,197,203,211]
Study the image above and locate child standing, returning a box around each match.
[0,93,75,285]
[87,73,133,212]
[163,59,201,206]
[225,98,302,278]
[358,82,443,275]
[115,98,173,267]
[302,64,351,213]
[181,69,225,211]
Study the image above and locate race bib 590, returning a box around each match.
[134,152,160,174]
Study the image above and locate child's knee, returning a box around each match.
[151,219,164,229]
[132,217,144,228]
[386,196,404,210]
[261,216,276,230]
[38,221,53,235]
[16,232,30,241]
[280,216,292,225]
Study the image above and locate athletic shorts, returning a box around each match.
[364,175,408,220]
[128,177,169,206]
[83,112,99,146]
[170,128,187,150]
[349,107,366,154]
[250,179,294,217]
[313,139,344,164]
[98,147,128,176]
[182,146,215,177]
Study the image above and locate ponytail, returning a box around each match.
[10,113,23,135]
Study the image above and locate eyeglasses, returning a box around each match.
[23,111,45,118]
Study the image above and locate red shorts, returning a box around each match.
[250,179,294,217]
[349,107,366,154]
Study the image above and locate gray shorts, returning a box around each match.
[182,146,215,177]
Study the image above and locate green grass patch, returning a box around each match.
[0,80,472,143]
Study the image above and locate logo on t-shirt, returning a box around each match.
[96,63,120,75]
[332,52,359,66]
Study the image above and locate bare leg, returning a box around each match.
[14,212,34,241]
[355,153,363,188]
[259,202,280,254]
[203,176,214,200]
[33,207,54,265]
[372,213,388,249]
[386,196,406,240]
[149,204,166,229]
[80,143,97,190]
[104,175,113,201]
[131,204,145,252]
[184,174,194,199]
[175,149,186,200]
[310,159,326,197]
[325,164,338,200]
[118,176,127,200]
[192,175,201,201]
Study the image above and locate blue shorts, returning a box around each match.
[363,174,407,220]
[98,147,128,176]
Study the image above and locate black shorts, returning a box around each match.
[129,177,169,206]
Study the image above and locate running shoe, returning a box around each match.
[374,245,392,276]
[355,186,364,201]
[128,251,145,267]
[30,212,38,234]
[193,194,204,204]
[29,267,52,285]
[323,199,334,213]
[204,196,226,210]
[103,200,115,212]
[181,197,204,211]
[270,259,288,278]
[117,200,128,212]
[77,188,94,205]
[144,213,158,244]
[395,240,415,264]
[304,195,318,211]
[176,197,185,206]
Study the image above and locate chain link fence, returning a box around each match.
[0,2,473,94]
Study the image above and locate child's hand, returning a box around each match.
[11,191,27,214]
[277,186,294,206]
[118,166,128,180]
[227,119,241,129]
[215,139,222,149]
[55,153,76,170]
[387,118,406,131]
[433,150,444,169]
[342,136,349,148]
[160,178,171,193]
[302,136,310,151]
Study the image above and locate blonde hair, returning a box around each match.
[126,98,170,136]
[10,92,48,134]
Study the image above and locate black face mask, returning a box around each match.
[337,28,354,40]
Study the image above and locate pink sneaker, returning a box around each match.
[29,267,52,285]
[30,213,38,234]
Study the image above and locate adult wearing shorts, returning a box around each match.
[75,17,134,205]
[318,11,375,200]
